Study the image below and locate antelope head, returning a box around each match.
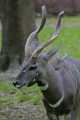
[13,10,64,88]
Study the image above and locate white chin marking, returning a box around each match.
[16,85,21,88]
[40,83,48,91]
[33,79,36,82]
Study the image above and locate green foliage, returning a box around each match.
[0,81,42,108]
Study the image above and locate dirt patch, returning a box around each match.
[0,102,48,120]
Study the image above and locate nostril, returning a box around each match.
[13,81,21,88]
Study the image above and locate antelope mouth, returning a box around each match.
[13,76,36,89]
[13,81,26,88]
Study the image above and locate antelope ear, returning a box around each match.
[38,53,49,63]
[38,47,58,62]
[47,47,59,61]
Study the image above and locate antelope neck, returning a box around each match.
[36,71,64,109]
[48,93,64,108]
[35,71,49,91]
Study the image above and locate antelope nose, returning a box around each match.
[13,81,20,87]
[13,81,17,86]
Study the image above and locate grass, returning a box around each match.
[38,16,80,59]
[0,16,80,108]
[39,26,80,58]
[0,80,42,108]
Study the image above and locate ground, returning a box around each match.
[0,16,80,120]
[0,102,48,120]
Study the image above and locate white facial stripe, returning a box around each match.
[33,79,36,82]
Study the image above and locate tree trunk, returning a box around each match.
[0,0,36,71]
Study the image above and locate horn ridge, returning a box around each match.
[31,11,64,58]
[36,5,47,34]
[25,5,47,54]
[55,11,64,34]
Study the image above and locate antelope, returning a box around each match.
[13,6,80,120]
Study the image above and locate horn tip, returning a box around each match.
[42,5,46,9]
[42,5,47,16]
[59,11,64,17]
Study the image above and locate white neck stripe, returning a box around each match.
[48,94,64,108]
[40,83,64,109]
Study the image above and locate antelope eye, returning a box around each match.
[29,65,37,71]
[22,65,27,73]
[22,68,26,73]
